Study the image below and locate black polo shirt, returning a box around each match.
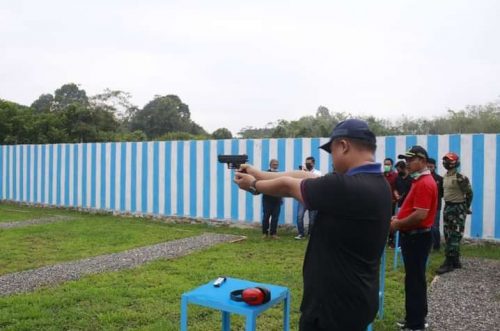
[300,163,392,331]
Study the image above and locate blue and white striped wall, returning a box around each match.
[0,134,499,240]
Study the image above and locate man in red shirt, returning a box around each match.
[390,146,438,331]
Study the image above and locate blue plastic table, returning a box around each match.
[180,277,290,330]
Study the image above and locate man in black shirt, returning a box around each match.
[427,158,444,251]
[234,119,391,330]
[395,160,413,208]
[262,159,282,239]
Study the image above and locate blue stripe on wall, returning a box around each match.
[13,146,17,201]
[230,140,239,221]
[56,144,62,205]
[6,147,11,200]
[164,142,172,215]
[177,141,184,216]
[311,138,321,171]
[90,143,97,208]
[385,137,396,163]
[141,142,148,214]
[216,140,225,219]
[471,135,484,238]
[245,139,254,222]
[261,139,270,171]
[496,135,500,239]
[203,141,211,219]
[48,145,53,204]
[152,142,159,214]
[101,144,107,209]
[120,143,127,211]
[190,141,197,217]
[427,135,439,169]
[131,142,137,212]
[293,139,303,225]
[110,143,116,210]
[73,145,78,206]
[406,135,417,149]
[41,145,46,203]
[278,138,286,224]
[65,144,70,206]
[449,135,461,156]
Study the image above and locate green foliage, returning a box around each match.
[2,86,500,145]
[157,131,209,141]
[211,127,233,139]
[129,95,207,140]
[239,101,500,138]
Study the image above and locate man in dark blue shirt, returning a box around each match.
[234,119,391,330]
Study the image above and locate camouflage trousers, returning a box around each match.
[443,202,467,258]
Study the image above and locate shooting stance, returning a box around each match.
[233,119,391,331]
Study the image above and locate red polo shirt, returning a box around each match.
[397,170,438,230]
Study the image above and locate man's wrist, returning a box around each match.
[249,179,260,195]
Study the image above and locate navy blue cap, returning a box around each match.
[319,119,377,153]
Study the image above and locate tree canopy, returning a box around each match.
[1,83,499,145]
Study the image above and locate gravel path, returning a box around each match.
[0,233,244,296]
[427,258,500,331]
[0,215,75,229]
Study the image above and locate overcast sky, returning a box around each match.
[1,0,499,134]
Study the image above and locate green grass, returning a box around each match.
[0,203,498,330]
[0,203,72,222]
[0,214,206,275]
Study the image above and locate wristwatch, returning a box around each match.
[248,179,260,195]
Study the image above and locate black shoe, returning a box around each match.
[452,256,462,269]
[436,258,454,275]
[397,320,428,330]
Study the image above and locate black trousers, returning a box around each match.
[262,201,281,235]
[400,231,432,329]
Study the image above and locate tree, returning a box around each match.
[212,128,233,139]
[129,95,207,139]
[53,83,89,111]
[31,94,54,113]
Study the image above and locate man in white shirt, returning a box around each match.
[295,156,322,239]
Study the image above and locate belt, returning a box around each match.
[445,201,465,206]
[401,228,431,236]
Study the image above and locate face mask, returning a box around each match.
[410,172,421,179]
[305,163,313,171]
[443,162,454,170]
[384,165,391,173]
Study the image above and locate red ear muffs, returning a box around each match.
[230,287,271,305]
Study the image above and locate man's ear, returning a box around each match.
[340,139,350,154]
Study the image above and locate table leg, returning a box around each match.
[222,311,231,331]
[245,313,256,331]
[283,291,290,331]
[180,295,188,331]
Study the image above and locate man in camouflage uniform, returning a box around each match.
[436,152,473,275]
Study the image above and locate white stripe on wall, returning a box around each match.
[170,141,178,215]
[483,135,496,239]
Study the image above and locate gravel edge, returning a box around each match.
[0,233,245,296]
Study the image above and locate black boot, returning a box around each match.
[436,257,454,275]
[453,256,462,269]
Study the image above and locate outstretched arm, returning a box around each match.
[239,164,317,181]
[234,172,304,204]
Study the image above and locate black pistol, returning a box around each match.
[218,154,248,169]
